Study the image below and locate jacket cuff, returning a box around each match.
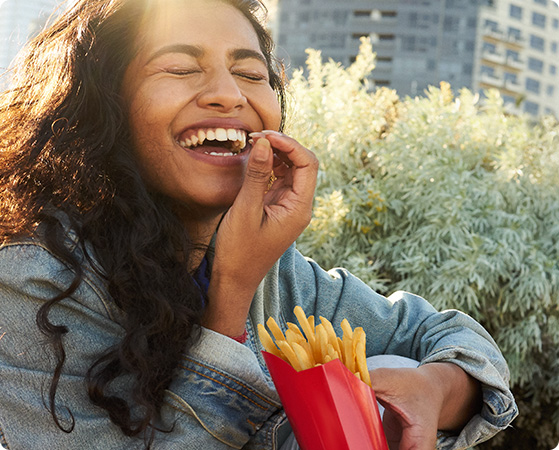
[422,347,518,450]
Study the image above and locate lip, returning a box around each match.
[175,140,253,166]
[174,118,256,166]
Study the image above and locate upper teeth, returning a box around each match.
[178,127,247,153]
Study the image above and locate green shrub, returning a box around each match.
[287,39,559,450]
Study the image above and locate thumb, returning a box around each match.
[237,138,273,206]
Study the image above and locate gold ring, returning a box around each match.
[266,170,277,192]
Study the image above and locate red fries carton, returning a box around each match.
[263,351,389,450]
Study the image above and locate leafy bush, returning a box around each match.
[287,39,559,450]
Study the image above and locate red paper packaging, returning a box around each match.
[263,351,389,450]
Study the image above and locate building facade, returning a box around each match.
[275,0,559,117]
[0,0,62,72]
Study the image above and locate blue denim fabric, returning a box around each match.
[0,228,518,449]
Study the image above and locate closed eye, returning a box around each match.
[164,68,201,76]
[233,71,268,82]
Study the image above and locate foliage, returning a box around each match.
[287,39,559,450]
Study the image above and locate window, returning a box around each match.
[532,12,546,28]
[526,77,541,93]
[401,36,416,51]
[524,101,540,115]
[508,27,522,41]
[352,33,368,40]
[509,4,522,19]
[378,34,395,41]
[534,0,547,4]
[444,16,460,32]
[552,42,558,53]
[528,57,544,73]
[554,19,559,29]
[484,19,498,31]
[483,42,497,53]
[506,49,520,60]
[550,65,557,75]
[504,72,518,83]
[354,10,371,18]
[481,65,496,76]
[530,34,545,51]
[546,85,555,96]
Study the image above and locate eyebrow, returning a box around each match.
[146,44,203,64]
[145,44,267,66]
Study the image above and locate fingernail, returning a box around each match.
[249,130,282,138]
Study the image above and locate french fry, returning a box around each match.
[327,343,340,361]
[315,323,329,363]
[258,324,283,358]
[287,322,306,341]
[259,308,372,386]
[308,315,315,330]
[337,337,344,364]
[277,340,303,372]
[286,329,316,366]
[340,319,354,367]
[355,337,372,387]
[292,342,314,371]
[318,317,337,352]
[294,306,315,344]
[267,317,286,342]
[295,306,322,362]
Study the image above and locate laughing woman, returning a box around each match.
[0,0,516,449]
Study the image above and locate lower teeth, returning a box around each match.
[206,151,236,156]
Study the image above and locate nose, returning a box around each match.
[197,69,247,113]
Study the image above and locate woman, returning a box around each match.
[0,0,517,449]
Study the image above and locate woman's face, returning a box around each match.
[122,0,281,219]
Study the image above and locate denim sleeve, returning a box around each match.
[266,245,518,450]
[0,242,283,449]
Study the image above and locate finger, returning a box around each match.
[234,138,273,215]
[250,131,318,204]
[250,131,316,169]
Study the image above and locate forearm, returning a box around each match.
[419,362,483,432]
[202,272,258,337]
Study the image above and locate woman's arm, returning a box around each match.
[0,242,285,449]
[252,247,518,450]
[371,362,482,450]
[203,132,318,337]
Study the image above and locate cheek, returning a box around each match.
[245,81,282,130]
[259,93,282,131]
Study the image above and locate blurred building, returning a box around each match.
[0,0,63,72]
[275,0,559,117]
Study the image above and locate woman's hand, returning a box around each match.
[371,363,482,450]
[203,131,318,337]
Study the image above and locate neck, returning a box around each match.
[175,205,226,270]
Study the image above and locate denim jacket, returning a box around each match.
[0,227,518,449]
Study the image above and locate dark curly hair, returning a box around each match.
[0,0,285,445]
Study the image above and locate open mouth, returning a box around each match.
[177,127,248,157]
